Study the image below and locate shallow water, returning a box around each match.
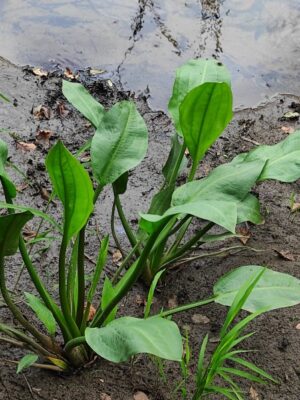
[1,0,299,109]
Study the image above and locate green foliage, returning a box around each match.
[0,92,10,103]
[86,316,182,362]
[91,101,148,186]
[17,354,38,373]
[1,58,300,383]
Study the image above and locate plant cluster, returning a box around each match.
[1,59,300,398]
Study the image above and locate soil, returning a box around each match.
[1,57,300,399]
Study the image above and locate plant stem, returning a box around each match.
[157,297,216,318]
[188,160,198,182]
[59,237,81,338]
[19,237,72,341]
[162,222,214,266]
[168,143,187,187]
[91,230,160,328]
[111,240,141,284]
[114,191,139,252]
[110,199,125,257]
[76,229,85,326]
[64,336,86,353]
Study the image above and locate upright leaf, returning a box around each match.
[46,141,94,242]
[62,80,104,128]
[91,101,148,186]
[101,277,118,325]
[214,266,300,312]
[85,316,182,362]
[25,293,56,335]
[180,82,233,166]
[169,59,231,134]
[0,212,33,256]
[162,133,186,185]
[0,139,16,198]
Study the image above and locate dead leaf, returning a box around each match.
[40,187,51,201]
[275,249,295,261]
[133,392,149,400]
[112,249,122,264]
[23,228,36,241]
[135,294,146,307]
[281,126,295,134]
[107,79,113,88]
[168,295,178,309]
[16,183,28,192]
[282,111,300,120]
[236,225,251,245]
[36,130,53,147]
[32,67,48,77]
[291,202,300,213]
[100,394,112,400]
[295,323,300,330]
[56,102,69,117]
[192,314,210,324]
[32,105,51,120]
[64,67,78,80]
[89,68,106,76]
[16,141,36,151]
[249,386,259,400]
[87,304,96,322]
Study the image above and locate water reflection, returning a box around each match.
[0,0,299,109]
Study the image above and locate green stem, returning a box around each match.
[76,229,85,326]
[157,297,216,318]
[188,160,198,182]
[162,222,214,265]
[167,216,193,255]
[0,255,51,348]
[19,237,72,341]
[65,336,86,353]
[110,199,125,258]
[168,143,187,187]
[111,240,141,284]
[59,237,81,338]
[114,191,139,251]
[91,230,160,328]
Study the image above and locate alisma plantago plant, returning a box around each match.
[1,60,300,374]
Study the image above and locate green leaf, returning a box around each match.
[85,316,183,362]
[0,92,10,103]
[25,293,56,335]
[0,139,16,198]
[140,159,266,234]
[147,186,175,216]
[229,356,276,382]
[144,269,165,318]
[180,82,233,166]
[233,131,300,183]
[62,80,104,128]
[112,172,128,195]
[168,59,231,134]
[162,133,186,184]
[17,354,38,373]
[46,141,94,242]
[91,101,148,186]
[101,277,118,325]
[0,212,33,256]
[214,265,300,312]
[0,201,62,232]
[237,194,263,224]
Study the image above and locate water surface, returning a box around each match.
[1,0,299,109]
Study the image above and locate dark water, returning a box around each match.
[1,0,299,110]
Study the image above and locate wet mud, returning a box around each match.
[1,59,300,399]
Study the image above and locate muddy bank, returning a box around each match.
[1,59,300,399]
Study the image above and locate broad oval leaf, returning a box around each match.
[214,266,300,312]
[25,292,56,335]
[0,211,33,256]
[180,82,233,166]
[46,141,94,242]
[237,194,263,225]
[62,80,104,128]
[85,316,182,362]
[91,101,148,186]
[0,139,16,198]
[233,131,300,183]
[17,354,38,373]
[168,59,231,134]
